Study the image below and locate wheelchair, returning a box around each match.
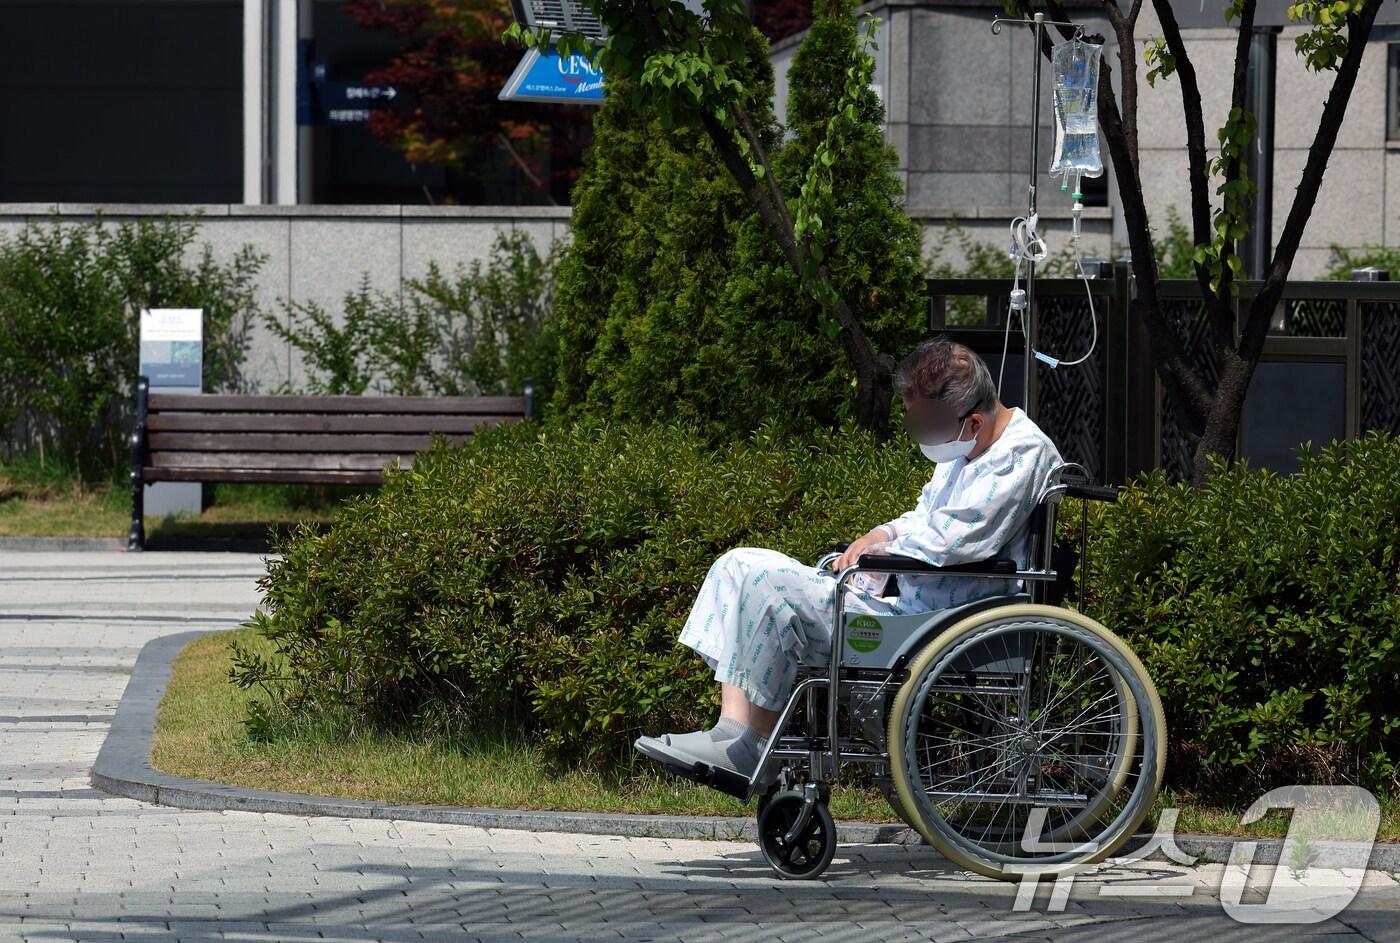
[641,461,1165,881]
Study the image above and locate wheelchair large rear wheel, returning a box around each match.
[887,604,1164,880]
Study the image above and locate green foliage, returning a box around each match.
[418,230,563,401]
[710,0,925,433]
[1084,431,1400,795]
[0,215,264,478]
[791,8,884,301]
[547,59,767,436]
[1190,107,1258,297]
[232,420,930,769]
[1143,39,1177,88]
[1154,205,1199,280]
[236,417,1400,788]
[549,3,925,441]
[1288,0,1367,71]
[267,229,562,402]
[267,277,379,395]
[508,0,928,440]
[1323,243,1400,279]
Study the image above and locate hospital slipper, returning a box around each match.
[633,733,711,771]
[633,734,756,801]
[646,728,726,757]
[635,730,760,778]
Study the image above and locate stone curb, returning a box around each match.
[0,536,126,551]
[0,536,271,552]
[93,630,1400,871]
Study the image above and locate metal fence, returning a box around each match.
[926,264,1400,485]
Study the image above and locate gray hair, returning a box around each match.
[893,335,998,415]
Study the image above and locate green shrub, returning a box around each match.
[0,215,264,477]
[268,229,561,402]
[1324,243,1400,280]
[547,41,781,439]
[702,0,927,437]
[1084,430,1400,796]
[233,420,929,768]
[236,415,1400,792]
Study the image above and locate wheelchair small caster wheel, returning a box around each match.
[757,789,836,879]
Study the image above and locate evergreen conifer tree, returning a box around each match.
[550,6,926,438]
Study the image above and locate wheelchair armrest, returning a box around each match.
[855,554,1019,575]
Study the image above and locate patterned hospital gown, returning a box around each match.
[676,406,1064,710]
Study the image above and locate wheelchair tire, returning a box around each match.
[887,604,1165,880]
[758,790,837,879]
[880,783,922,834]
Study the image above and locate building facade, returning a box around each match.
[772,0,1400,278]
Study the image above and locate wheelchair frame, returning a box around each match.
[640,459,1161,880]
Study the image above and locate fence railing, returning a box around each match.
[926,263,1400,484]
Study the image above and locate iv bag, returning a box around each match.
[1049,39,1103,184]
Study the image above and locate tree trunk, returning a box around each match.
[1189,349,1249,483]
[694,111,894,441]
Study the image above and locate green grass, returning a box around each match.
[0,456,368,540]
[153,629,900,819]
[153,630,1400,838]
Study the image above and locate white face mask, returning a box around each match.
[918,417,975,463]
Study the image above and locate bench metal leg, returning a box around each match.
[127,376,148,552]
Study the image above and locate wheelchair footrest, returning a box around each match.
[659,758,752,801]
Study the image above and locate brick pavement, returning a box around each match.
[1,550,1398,942]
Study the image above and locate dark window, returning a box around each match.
[0,1,241,203]
[1389,43,1400,141]
[1241,360,1346,475]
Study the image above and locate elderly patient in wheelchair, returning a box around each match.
[635,335,1065,782]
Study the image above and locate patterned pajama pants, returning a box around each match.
[677,546,917,711]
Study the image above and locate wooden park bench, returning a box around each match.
[127,375,535,550]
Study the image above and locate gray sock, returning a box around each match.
[723,725,769,776]
[710,716,746,742]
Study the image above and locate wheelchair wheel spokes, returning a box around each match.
[926,654,1126,849]
[887,606,1164,879]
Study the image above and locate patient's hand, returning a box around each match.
[833,528,893,571]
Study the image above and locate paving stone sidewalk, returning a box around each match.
[2,550,1398,942]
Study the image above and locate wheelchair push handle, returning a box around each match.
[1062,480,1120,503]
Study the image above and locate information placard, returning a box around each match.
[139,308,203,388]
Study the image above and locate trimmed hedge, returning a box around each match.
[237,423,1400,791]
[1086,430,1400,796]
[236,420,929,767]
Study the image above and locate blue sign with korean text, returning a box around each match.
[499,48,604,105]
[295,42,403,126]
[317,81,400,125]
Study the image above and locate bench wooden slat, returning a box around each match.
[147,393,526,415]
[130,381,533,550]
[147,432,467,453]
[146,414,513,434]
[144,467,385,485]
[150,452,414,472]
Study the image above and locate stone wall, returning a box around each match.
[0,203,572,393]
[0,201,1109,396]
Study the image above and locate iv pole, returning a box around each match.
[990,12,1085,422]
